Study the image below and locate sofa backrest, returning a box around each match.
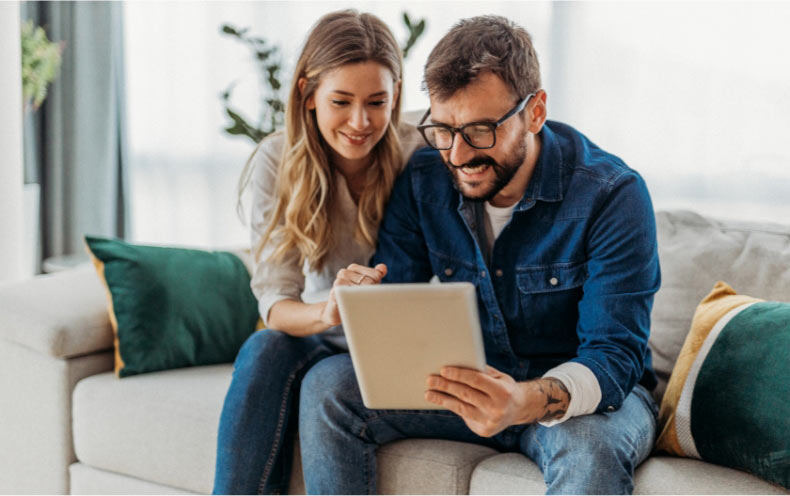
[650,210,790,400]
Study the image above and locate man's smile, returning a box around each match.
[458,163,491,177]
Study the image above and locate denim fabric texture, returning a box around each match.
[213,330,341,494]
[299,353,659,494]
[372,120,661,413]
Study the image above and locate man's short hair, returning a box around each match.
[424,15,541,102]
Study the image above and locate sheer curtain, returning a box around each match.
[124,2,790,250]
[23,1,128,269]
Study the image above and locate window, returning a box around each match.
[548,3,790,223]
[123,2,550,248]
[124,2,790,251]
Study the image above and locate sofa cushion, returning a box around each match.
[73,364,232,494]
[84,236,260,377]
[72,364,498,494]
[378,439,497,494]
[468,453,788,494]
[656,281,790,489]
[651,210,790,400]
[69,463,196,495]
[469,453,544,494]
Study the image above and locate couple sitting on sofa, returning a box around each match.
[214,10,660,495]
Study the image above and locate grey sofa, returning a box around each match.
[1,210,789,495]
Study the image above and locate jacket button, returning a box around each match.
[444,268,453,276]
[495,269,503,277]
[480,271,487,278]
[549,277,559,286]
[607,405,615,412]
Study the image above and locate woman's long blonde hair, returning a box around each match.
[238,10,403,272]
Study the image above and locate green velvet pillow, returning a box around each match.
[85,236,260,378]
[656,281,790,489]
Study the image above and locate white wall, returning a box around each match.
[0,2,27,282]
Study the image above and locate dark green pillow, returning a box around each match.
[84,236,260,378]
[657,282,790,489]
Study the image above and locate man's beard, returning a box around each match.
[444,140,528,202]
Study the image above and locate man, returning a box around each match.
[298,15,660,494]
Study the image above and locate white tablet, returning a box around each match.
[334,282,486,410]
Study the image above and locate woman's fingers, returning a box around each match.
[373,263,388,278]
[335,263,387,286]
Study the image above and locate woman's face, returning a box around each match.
[306,61,399,173]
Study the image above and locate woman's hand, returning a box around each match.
[320,263,388,326]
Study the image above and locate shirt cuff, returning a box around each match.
[538,362,602,427]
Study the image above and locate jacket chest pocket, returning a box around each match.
[515,262,587,335]
[429,250,478,284]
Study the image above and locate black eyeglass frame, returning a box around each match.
[416,93,535,150]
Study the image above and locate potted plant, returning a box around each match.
[21,19,63,274]
[21,20,63,111]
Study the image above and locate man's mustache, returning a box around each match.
[446,156,498,170]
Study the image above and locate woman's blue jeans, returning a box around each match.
[212,329,340,495]
[298,353,659,495]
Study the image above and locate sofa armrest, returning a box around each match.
[0,267,113,358]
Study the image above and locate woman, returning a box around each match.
[213,10,421,495]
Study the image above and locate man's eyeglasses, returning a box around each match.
[417,93,535,150]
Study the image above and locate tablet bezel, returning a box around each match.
[335,282,486,410]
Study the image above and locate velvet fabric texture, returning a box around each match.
[656,281,790,489]
[84,236,259,377]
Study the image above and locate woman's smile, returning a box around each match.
[339,131,372,146]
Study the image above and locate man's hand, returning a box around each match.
[425,365,570,437]
[319,263,387,327]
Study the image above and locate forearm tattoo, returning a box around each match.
[537,378,571,422]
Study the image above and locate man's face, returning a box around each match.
[428,72,530,202]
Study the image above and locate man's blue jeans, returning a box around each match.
[213,330,340,494]
[299,354,659,495]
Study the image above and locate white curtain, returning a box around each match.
[123,1,790,249]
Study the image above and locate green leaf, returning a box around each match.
[224,107,265,143]
[20,20,62,110]
[416,20,426,36]
[218,22,285,142]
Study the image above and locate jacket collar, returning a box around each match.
[514,122,564,211]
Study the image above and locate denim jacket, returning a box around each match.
[372,120,660,413]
